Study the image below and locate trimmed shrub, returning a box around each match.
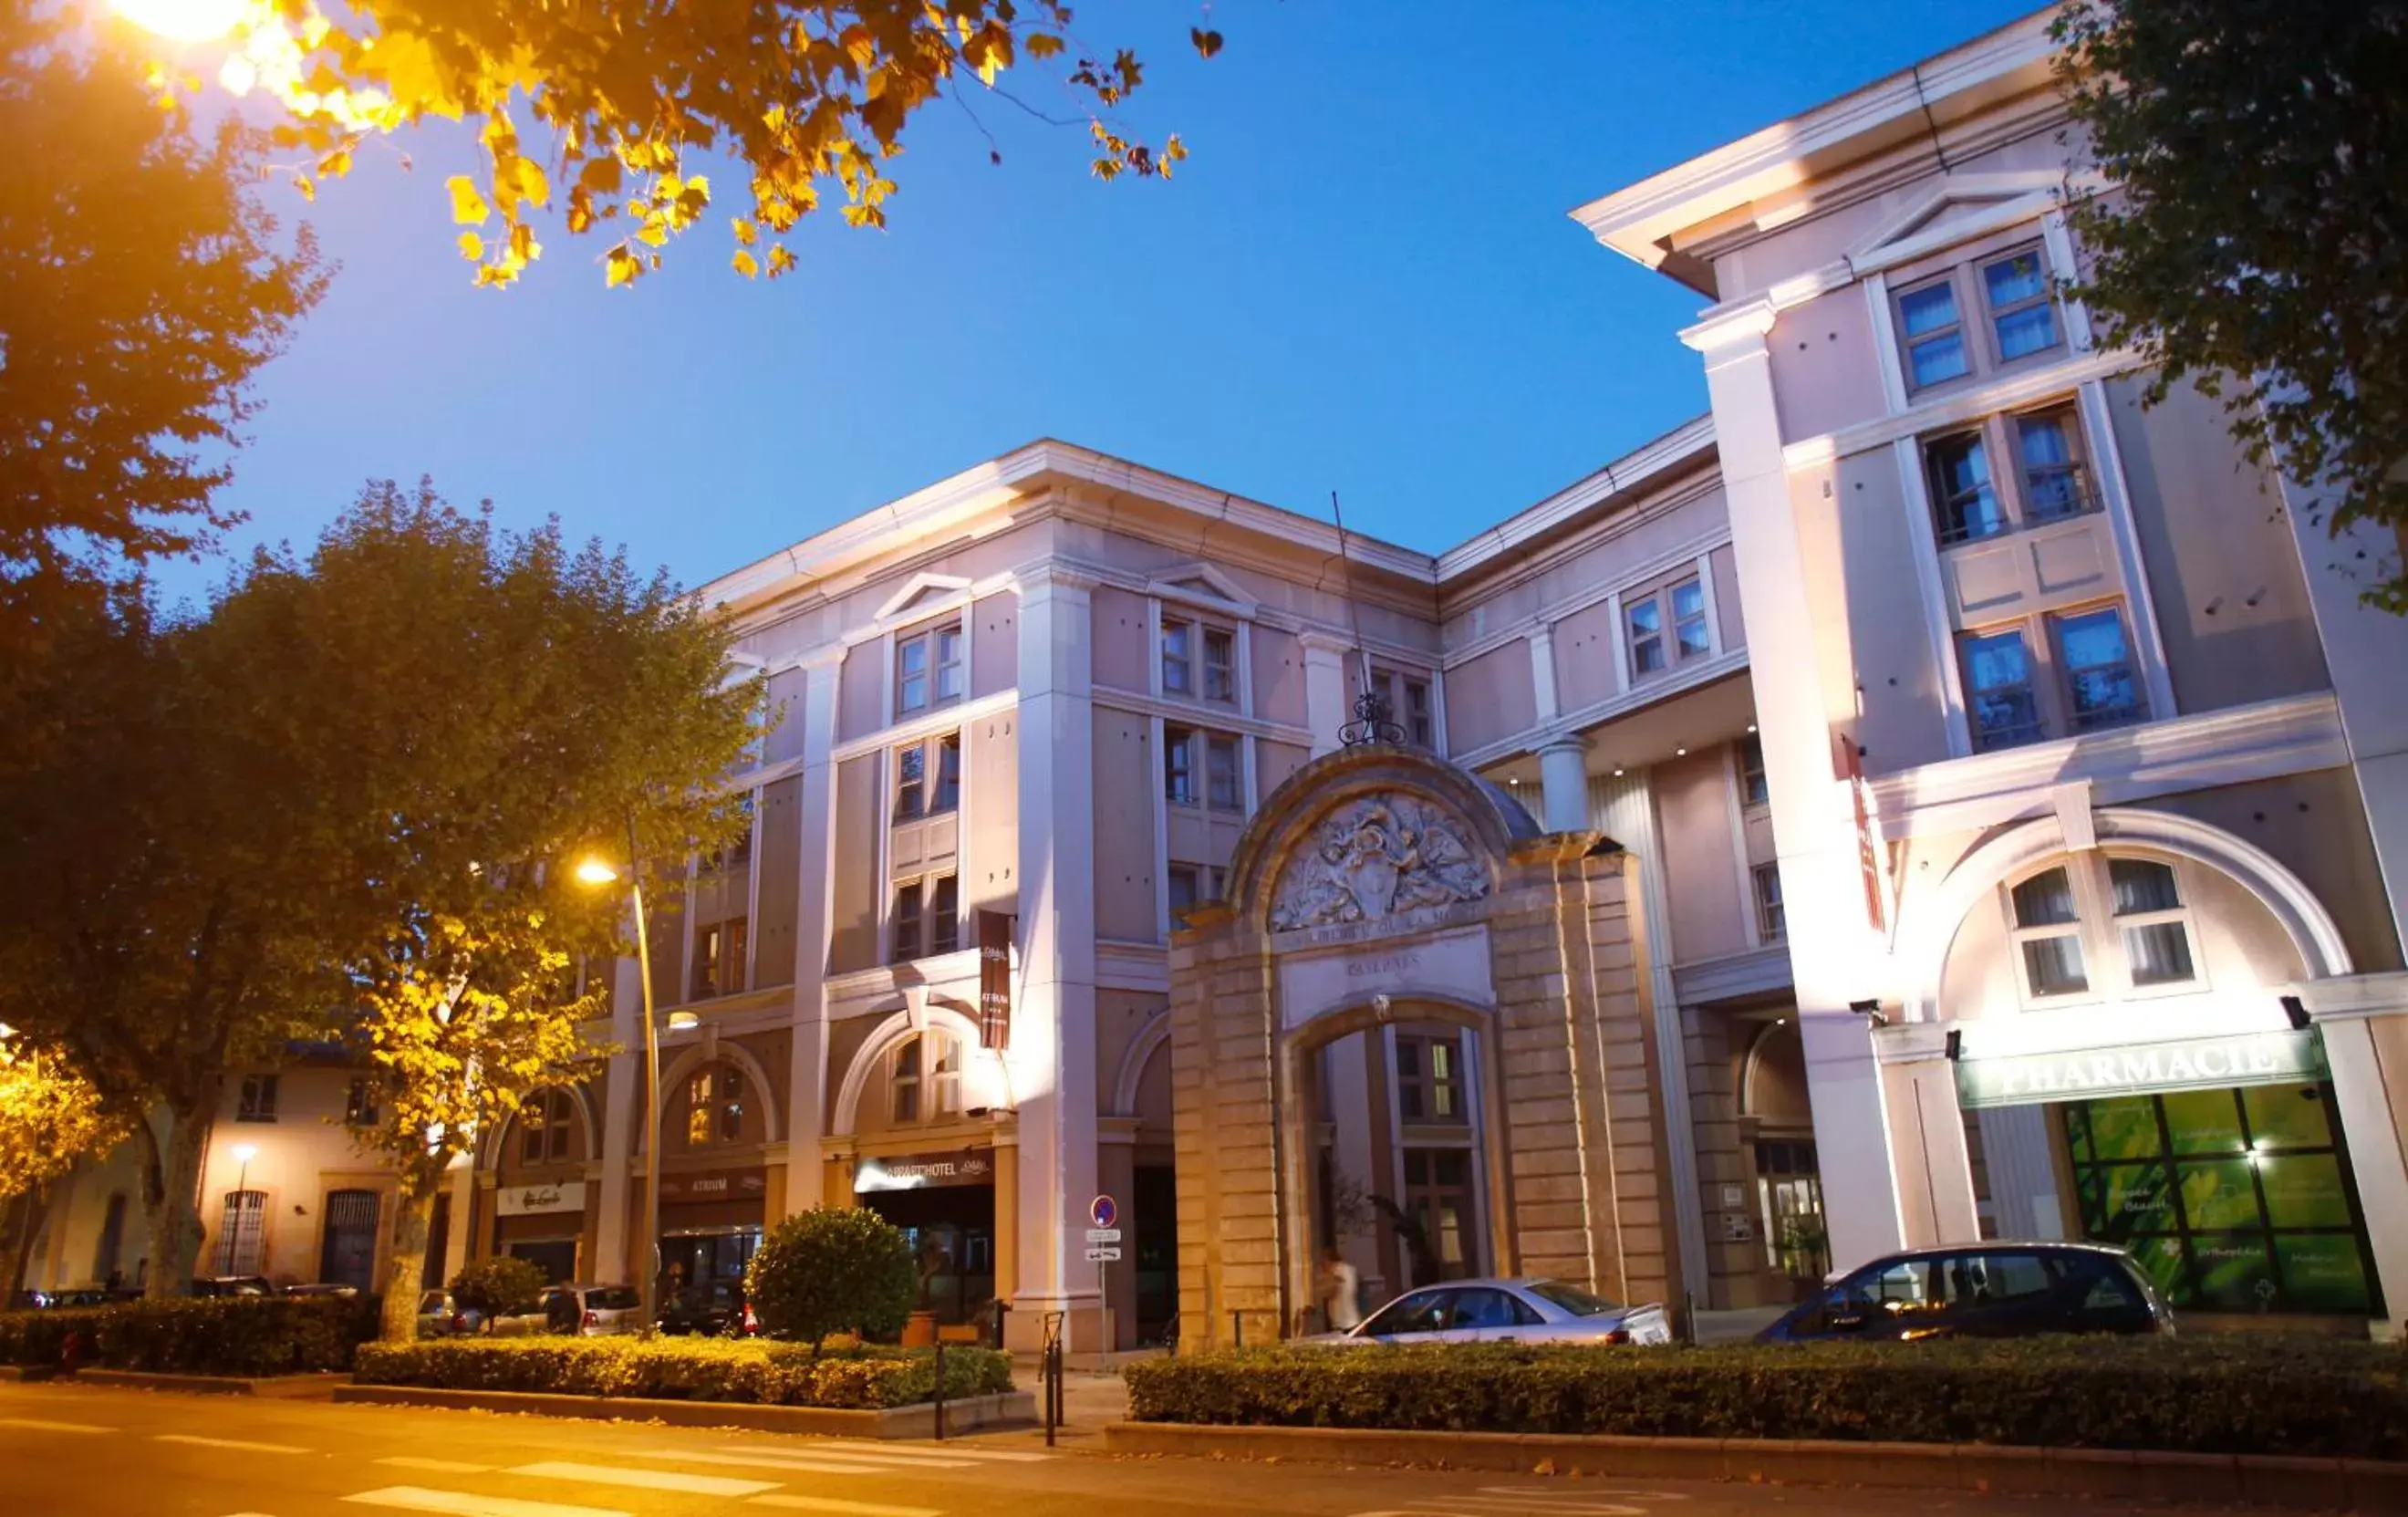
[747,1207,915,1352]
[0,1294,379,1376]
[1123,1338,2408,1460]
[354,1335,1012,1408]
[449,1255,547,1320]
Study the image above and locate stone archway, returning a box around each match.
[1167,742,1682,1347]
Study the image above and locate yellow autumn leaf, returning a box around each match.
[505,153,550,210]
[605,247,638,288]
[732,248,759,278]
[458,231,484,260]
[446,175,491,225]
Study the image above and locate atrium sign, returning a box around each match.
[1955,1029,2324,1109]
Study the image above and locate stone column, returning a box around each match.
[1870,1023,1979,1248]
[1529,626,1562,724]
[1537,736,1589,834]
[1687,307,1905,1273]
[1589,770,1709,1306]
[441,1159,476,1281]
[1299,632,1351,757]
[2299,975,2408,1341]
[1010,566,1102,1347]
[783,648,846,1216]
[592,955,640,1283]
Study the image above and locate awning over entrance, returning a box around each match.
[1955,1028,2325,1109]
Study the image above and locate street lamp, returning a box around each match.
[574,848,664,1335]
[231,1142,258,1194]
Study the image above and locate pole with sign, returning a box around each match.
[1088,1194,1118,1354]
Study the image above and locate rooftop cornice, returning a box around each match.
[1433,415,1718,583]
[1570,5,2063,279]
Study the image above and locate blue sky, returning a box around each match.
[161,0,2039,603]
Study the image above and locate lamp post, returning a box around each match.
[231,1143,257,1195]
[575,843,663,1335]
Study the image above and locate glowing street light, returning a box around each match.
[109,0,249,44]
[573,857,621,888]
[231,1141,258,1194]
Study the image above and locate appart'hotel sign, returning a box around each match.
[1955,1029,2323,1109]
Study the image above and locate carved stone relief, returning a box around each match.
[1269,791,1489,932]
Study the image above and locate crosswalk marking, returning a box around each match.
[377,1457,495,1474]
[506,1461,783,1497]
[0,1416,113,1434]
[156,1434,312,1454]
[749,1498,945,1517]
[726,1439,1050,1464]
[629,1447,977,1473]
[343,1488,630,1517]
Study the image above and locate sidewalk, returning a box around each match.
[969,1365,1127,1449]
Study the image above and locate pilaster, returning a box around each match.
[592,956,639,1282]
[783,647,846,1216]
[1299,632,1352,758]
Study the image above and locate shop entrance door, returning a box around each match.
[861,1185,997,1325]
[507,1239,578,1284]
[1133,1164,1178,1345]
[319,1190,380,1290]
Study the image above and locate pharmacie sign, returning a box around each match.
[1956,1029,2323,1109]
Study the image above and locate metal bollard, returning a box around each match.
[1231,1310,1243,1348]
[932,1339,947,1442]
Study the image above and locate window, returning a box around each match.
[893,733,960,822]
[1739,735,1769,806]
[2054,607,2144,733]
[213,1190,267,1275]
[896,620,963,715]
[1753,864,1786,941]
[1960,628,2042,751]
[1926,431,2006,545]
[1981,247,2060,363]
[1400,1148,1478,1279]
[2110,858,2195,987]
[1896,276,1970,388]
[2062,1086,2376,1314]
[929,874,960,955]
[685,1066,743,1147]
[1625,577,1711,681]
[2013,407,2091,523]
[1206,734,1241,812]
[1164,725,1197,805]
[2009,865,2090,999]
[691,916,747,1000]
[345,1078,380,1128]
[1160,618,1193,696]
[1626,597,1665,676]
[1168,864,1225,916]
[519,1089,574,1164]
[706,795,754,873]
[888,1031,963,1125]
[236,1075,279,1123]
[892,880,923,962]
[1925,407,2098,546]
[1370,668,1435,746]
[1396,1034,1467,1124]
[1203,628,1236,703]
[1755,1139,1825,1278]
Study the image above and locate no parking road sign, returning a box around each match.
[1090,1194,1117,1230]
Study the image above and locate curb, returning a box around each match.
[336,1385,1035,1439]
[0,1366,58,1382]
[1101,1422,2408,1511]
[68,1369,349,1398]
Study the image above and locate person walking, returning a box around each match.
[1320,1246,1363,1334]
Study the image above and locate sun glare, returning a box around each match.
[110,0,249,44]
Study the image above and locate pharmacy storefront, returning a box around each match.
[1956,1029,2382,1316]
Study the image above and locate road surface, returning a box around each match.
[0,1380,2243,1517]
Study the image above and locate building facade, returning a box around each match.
[23,6,2408,1343]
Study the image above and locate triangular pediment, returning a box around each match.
[1848,171,2068,272]
[1147,562,1253,610]
[873,572,973,623]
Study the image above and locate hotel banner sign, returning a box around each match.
[1956,1029,2324,1109]
[854,1149,995,1194]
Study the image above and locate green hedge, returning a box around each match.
[355,1336,1013,1410]
[0,1295,379,1376]
[1125,1339,2408,1460]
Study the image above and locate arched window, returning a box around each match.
[2004,853,2200,1007]
[685,1065,745,1147]
[518,1089,576,1165]
[888,1031,962,1125]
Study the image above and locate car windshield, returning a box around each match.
[1523,1280,1622,1317]
[586,1286,640,1310]
[419,1293,445,1312]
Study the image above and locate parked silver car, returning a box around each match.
[492,1283,644,1336]
[414,1289,483,1338]
[1311,1277,1674,1346]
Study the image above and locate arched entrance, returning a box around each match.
[1168,742,1684,1347]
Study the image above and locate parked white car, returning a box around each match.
[491,1283,644,1336]
[1311,1277,1674,1346]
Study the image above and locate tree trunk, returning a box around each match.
[5,1186,54,1300]
[380,1161,445,1343]
[137,1107,209,1298]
